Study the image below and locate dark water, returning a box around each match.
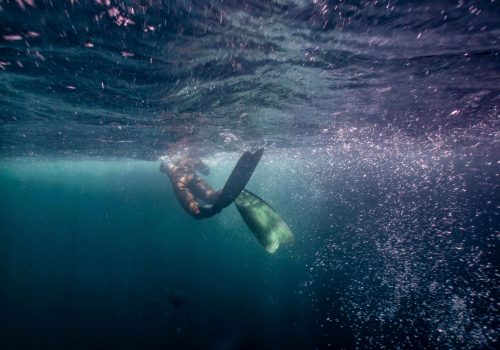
[0,1,499,349]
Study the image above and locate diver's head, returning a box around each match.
[159,161,174,174]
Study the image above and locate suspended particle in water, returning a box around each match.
[3,34,23,41]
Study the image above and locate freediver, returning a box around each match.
[160,149,264,219]
[160,157,222,219]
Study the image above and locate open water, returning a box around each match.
[0,1,499,349]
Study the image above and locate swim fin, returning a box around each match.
[235,189,294,254]
[214,149,264,209]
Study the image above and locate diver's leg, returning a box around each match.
[173,175,201,217]
[192,176,220,204]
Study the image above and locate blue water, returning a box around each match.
[0,1,499,349]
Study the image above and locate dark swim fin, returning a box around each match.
[214,149,264,209]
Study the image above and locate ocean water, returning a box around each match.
[0,1,499,349]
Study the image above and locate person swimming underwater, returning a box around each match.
[160,149,264,219]
[160,157,222,219]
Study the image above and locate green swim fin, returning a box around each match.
[235,189,294,254]
[214,149,264,209]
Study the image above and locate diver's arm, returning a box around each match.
[174,183,202,217]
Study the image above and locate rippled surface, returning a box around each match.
[1,0,498,157]
[0,1,499,349]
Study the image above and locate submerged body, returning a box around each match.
[160,150,293,253]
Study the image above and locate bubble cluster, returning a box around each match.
[301,125,498,349]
